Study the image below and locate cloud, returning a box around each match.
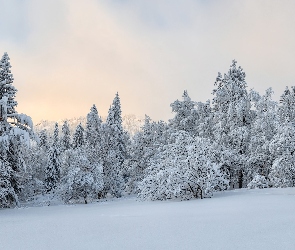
[1,0,295,123]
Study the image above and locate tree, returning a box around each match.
[61,148,104,204]
[247,174,269,189]
[247,88,278,180]
[278,86,295,124]
[0,160,17,208]
[101,93,126,197]
[269,124,295,187]
[72,123,85,149]
[61,121,71,151]
[85,104,102,148]
[45,123,61,192]
[0,52,17,115]
[212,60,253,188]
[0,52,33,207]
[38,129,49,149]
[169,90,198,136]
[138,131,228,201]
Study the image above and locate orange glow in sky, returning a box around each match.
[1,0,295,124]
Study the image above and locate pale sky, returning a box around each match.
[1,0,295,123]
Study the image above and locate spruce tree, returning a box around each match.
[45,123,61,192]
[72,123,85,149]
[101,93,126,197]
[278,86,295,124]
[61,121,71,151]
[85,104,102,148]
[169,90,198,136]
[0,52,17,115]
[0,52,33,207]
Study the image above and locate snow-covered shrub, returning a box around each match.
[247,174,269,189]
[138,131,229,201]
[268,153,295,188]
[61,149,104,204]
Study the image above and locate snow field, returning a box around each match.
[1,188,295,250]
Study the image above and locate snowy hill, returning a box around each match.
[1,188,295,250]
[34,114,144,137]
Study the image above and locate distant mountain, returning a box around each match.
[34,114,144,138]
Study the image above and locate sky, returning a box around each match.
[1,0,295,124]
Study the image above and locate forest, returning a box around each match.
[1,52,294,208]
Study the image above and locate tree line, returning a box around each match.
[1,54,294,208]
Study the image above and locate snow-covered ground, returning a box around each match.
[1,188,295,250]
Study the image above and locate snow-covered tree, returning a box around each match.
[0,159,18,208]
[194,100,214,140]
[268,124,295,187]
[212,60,253,188]
[169,90,198,136]
[85,104,102,148]
[268,152,295,188]
[61,121,71,151]
[38,129,49,149]
[247,88,278,180]
[101,93,126,197]
[61,148,104,204]
[247,174,269,189]
[72,123,84,149]
[0,52,33,207]
[138,131,228,201]
[0,52,17,115]
[278,86,295,124]
[45,123,61,192]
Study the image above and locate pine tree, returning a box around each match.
[85,104,102,148]
[72,123,85,149]
[61,121,71,151]
[278,86,295,124]
[169,90,198,136]
[45,123,61,192]
[0,52,33,207]
[38,129,49,149]
[0,159,17,208]
[0,52,17,115]
[101,93,126,197]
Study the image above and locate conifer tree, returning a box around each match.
[0,52,33,207]
[0,52,17,115]
[278,86,295,124]
[45,123,61,192]
[169,90,198,136]
[38,129,49,149]
[85,104,102,148]
[61,121,71,151]
[72,123,85,149]
[101,93,126,197]
[0,160,17,208]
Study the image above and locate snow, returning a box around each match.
[1,188,295,250]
